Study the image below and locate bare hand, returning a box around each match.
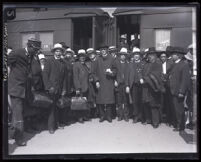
[126,86,130,93]
[96,82,100,89]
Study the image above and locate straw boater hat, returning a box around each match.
[27,38,42,50]
[132,47,141,55]
[65,48,75,55]
[119,47,128,55]
[86,48,95,55]
[108,46,117,53]
[51,43,64,53]
[120,35,127,39]
[78,49,86,56]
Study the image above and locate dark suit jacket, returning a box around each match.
[42,57,66,95]
[8,48,31,98]
[169,60,191,96]
[126,61,143,88]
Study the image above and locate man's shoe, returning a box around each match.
[58,124,65,129]
[99,117,105,123]
[153,124,159,129]
[107,118,112,123]
[16,140,27,146]
[133,118,138,123]
[173,127,180,132]
[117,117,122,121]
[78,118,84,124]
[49,129,55,134]
[146,120,152,124]
[124,118,129,122]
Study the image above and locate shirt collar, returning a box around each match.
[25,47,29,56]
[54,55,61,60]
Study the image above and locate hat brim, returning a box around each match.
[184,54,193,61]
[51,48,64,53]
[119,52,128,55]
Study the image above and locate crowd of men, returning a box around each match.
[7,37,195,146]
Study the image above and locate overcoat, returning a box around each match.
[142,60,164,107]
[63,59,74,96]
[73,61,89,94]
[8,48,31,98]
[93,55,116,104]
[169,60,190,97]
[42,57,66,96]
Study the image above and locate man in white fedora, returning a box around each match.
[42,43,67,133]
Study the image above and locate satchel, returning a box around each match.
[56,96,71,109]
[71,97,89,110]
[30,91,53,108]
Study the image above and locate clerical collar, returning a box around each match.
[175,59,181,63]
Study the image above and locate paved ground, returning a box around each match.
[9,118,197,155]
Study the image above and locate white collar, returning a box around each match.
[25,47,29,56]
[175,59,181,63]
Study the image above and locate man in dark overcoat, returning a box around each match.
[42,43,66,133]
[126,47,144,123]
[8,38,41,146]
[168,46,191,132]
[158,47,175,126]
[112,48,130,121]
[73,49,91,123]
[93,46,116,123]
[141,47,165,128]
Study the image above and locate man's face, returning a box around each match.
[120,54,126,61]
[111,52,116,58]
[65,52,72,59]
[160,53,167,63]
[79,55,86,62]
[101,49,108,58]
[148,54,156,62]
[54,49,62,59]
[89,53,96,60]
[171,53,179,62]
[134,54,140,61]
[28,46,40,55]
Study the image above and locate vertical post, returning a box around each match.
[92,17,96,49]
[113,16,117,47]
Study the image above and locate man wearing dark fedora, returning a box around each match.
[168,46,191,132]
[141,47,165,128]
[8,38,41,146]
[42,43,67,133]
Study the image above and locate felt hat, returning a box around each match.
[27,38,41,49]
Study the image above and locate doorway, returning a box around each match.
[72,17,92,52]
[116,14,140,50]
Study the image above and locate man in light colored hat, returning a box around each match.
[73,49,91,123]
[108,46,117,58]
[168,46,191,132]
[93,45,116,123]
[8,38,41,146]
[42,43,67,133]
[112,47,130,121]
[126,47,144,123]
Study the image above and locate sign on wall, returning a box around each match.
[155,29,171,51]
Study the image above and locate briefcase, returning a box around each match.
[56,96,71,109]
[30,91,53,108]
[71,97,89,110]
